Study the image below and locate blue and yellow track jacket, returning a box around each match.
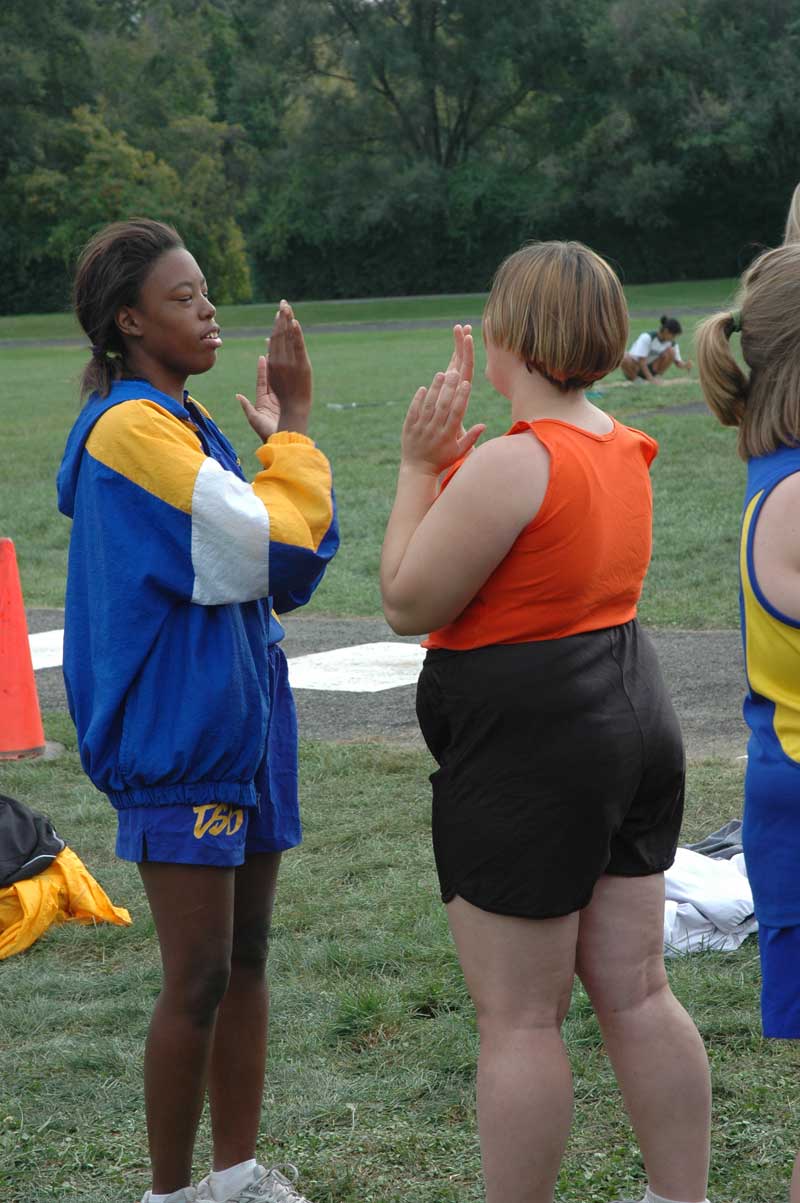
[56,379,338,812]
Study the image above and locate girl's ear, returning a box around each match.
[116,305,141,338]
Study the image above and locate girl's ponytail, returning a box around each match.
[696,311,748,434]
[78,346,124,402]
[699,243,800,458]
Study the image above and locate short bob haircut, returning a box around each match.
[697,241,800,460]
[482,241,628,391]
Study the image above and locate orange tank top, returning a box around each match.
[424,417,658,650]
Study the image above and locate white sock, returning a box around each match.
[147,1191,193,1203]
[207,1159,259,1202]
[645,1188,711,1203]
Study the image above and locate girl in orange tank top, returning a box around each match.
[381,242,712,1203]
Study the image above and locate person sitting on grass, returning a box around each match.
[621,315,692,383]
[58,218,338,1203]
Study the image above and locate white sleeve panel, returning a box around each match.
[190,458,270,605]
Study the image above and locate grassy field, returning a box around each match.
[1,278,744,623]
[1,282,788,1203]
[0,277,737,342]
[1,725,797,1203]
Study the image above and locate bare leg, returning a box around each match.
[650,348,677,377]
[208,851,282,1169]
[791,1149,800,1203]
[447,895,579,1203]
[139,862,235,1194]
[576,874,711,1202]
[621,354,642,381]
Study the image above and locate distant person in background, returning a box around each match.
[784,182,800,243]
[621,317,692,383]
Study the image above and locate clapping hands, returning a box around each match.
[237,300,313,442]
[401,324,485,474]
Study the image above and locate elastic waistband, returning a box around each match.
[107,780,258,811]
[424,619,639,662]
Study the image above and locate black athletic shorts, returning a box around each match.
[415,619,684,919]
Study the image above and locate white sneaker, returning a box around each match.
[196,1163,313,1203]
[141,1189,198,1203]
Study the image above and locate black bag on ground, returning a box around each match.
[0,794,65,887]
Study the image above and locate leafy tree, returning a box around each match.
[0,0,252,310]
[3,0,800,310]
[235,0,591,295]
[542,0,800,278]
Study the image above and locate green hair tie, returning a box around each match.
[729,310,742,334]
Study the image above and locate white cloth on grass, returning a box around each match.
[663,847,757,956]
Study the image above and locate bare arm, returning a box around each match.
[381,328,549,635]
[752,471,800,621]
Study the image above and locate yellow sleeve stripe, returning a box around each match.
[255,434,334,552]
[86,399,205,513]
[741,490,800,761]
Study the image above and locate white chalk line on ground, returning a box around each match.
[30,630,425,692]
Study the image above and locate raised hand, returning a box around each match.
[267,299,313,434]
[445,322,473,378]
[401,326,484,474]
[236,353,281,443]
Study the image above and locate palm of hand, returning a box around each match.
[236,355,281,442]
[267,300,312,413]
[236,300,313,441]
[401,324,484,473]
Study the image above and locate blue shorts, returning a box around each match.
[116,644,301,867]
[759,923,800,1038]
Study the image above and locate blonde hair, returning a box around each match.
[784,182,800,244]
[482,241,628,391]
[696,242,800,459]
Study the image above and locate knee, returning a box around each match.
[165,960,232,1027]
[230,917,270,973]
[579,962,668,1026]
[475,990,572,1040]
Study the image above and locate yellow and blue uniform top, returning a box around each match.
[57,378,338,812]
[739,444,800,925]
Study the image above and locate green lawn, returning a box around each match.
[0,286,780,1203]
[1,721,794,1203]
[1,285,744,622]
[0,277,737,342]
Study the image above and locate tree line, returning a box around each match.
[3,0,798,313]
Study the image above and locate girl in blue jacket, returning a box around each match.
[57,219,338,1203]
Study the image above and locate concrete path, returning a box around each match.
[28,609,747,762]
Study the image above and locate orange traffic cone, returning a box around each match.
[0,539,46,759]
